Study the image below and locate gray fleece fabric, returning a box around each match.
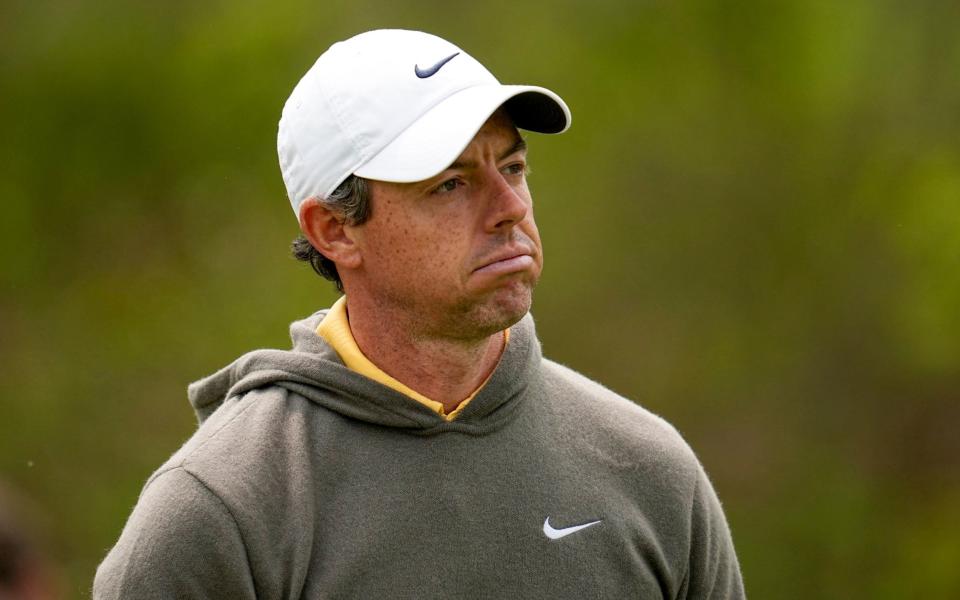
[94,312,745,599]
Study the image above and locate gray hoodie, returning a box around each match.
[93,311,744,599]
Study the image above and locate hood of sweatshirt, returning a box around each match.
[186,310,543,436]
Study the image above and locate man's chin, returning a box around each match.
[470,284,534,336]
[417,276,536,341]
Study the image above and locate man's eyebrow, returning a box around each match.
[448,138,528,170]
[501,138,528,160]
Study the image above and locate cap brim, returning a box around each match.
[353,84,570,183]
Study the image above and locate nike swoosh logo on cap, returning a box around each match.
[542,517,602,540]
[414,52,460,78]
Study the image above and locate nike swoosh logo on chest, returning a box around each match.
[543,517,602,540]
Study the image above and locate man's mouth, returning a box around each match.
[473,250,535,276]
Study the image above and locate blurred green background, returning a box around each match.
[2,0,959,597]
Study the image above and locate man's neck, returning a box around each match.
[344,299,505,413]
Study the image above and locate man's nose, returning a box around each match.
[483,171,528,232]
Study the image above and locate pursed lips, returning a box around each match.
[472,246,537,275]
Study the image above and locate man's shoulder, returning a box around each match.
[150,385,318,493]
[538,357,699,470]
[539,357,676,427]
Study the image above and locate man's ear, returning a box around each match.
[298,198,362,270]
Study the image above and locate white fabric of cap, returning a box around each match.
[277,29,571,216]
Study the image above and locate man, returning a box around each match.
[95,29,744,598]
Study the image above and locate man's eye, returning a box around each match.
[503,162,527,176]
[433,178,461,194]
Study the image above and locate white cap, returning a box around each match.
[277,29,571,216]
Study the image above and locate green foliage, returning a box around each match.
[2,0,958,596]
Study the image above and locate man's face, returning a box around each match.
[349,110,542,341]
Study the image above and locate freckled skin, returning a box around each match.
[347,110,543,343]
